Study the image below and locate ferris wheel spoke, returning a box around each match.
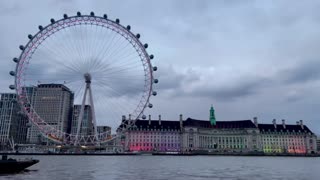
[95,80,143,100]
[36,42,82,74]
[102,59,143,72]
[88,24,97,60]
[103,36,129,65]
[65,25,86,68]
[98,35,123,66]
[58,26,84,71]
[46,29,80,70]
[94,84,140,113]
[107,53,141,70]
[103,34,124,58]
[93,90,129,121]
[96,75,144,81]
[89,24,100,63]
[110,49,138,66]
[73,84,85,101]
[91,24,112,63]
[43,36,79,69]
[95,80,145,101]
[94,30,118,65]
[69,23,86,66]
[99,64,144,78]
[94,91,132,116]
[78,22,88,66]
[109,40,132,61]
[107,59,143,71]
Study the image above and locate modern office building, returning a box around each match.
[70,105,93,137]
[27,84,74,144]
[0,93,28,145]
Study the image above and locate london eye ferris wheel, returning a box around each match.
[9,12,158,145]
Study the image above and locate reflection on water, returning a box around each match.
[2,156,320,180]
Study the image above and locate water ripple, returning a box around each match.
[2,156,320,180]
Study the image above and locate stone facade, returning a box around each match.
[120,115,317,154]
[257,119,317,154]
[181,117,260,152]
[121,115,182,152]
[317,137,320,153]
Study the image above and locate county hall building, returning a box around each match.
[119,106,317,154]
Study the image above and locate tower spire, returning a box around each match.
[210,105,216,125]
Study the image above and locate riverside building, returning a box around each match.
[27,84,74,144]
[317,137,320,153]
[0,93,28,145]
[70,105,93,137]
[256,118,316,154]
[120,106,317,154]
[122,115,182,152]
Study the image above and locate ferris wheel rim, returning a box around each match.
[13,13,156,144]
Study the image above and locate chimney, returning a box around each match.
[148,115,151,125]
[253,117,258,127]
[129,114,132,120]
[300,120,304,129]
[272,119,277,128]
[296,121,299,125]
[282,119,286,129]
[159,115,161,125]
[180,114,183,129]
[122,115,126,122]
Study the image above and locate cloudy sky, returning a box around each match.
[1,0,320,134]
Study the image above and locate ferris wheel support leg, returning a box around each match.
[75,86,88,146]
[88,85,99,142]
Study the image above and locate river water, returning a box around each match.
[1,155,319,180]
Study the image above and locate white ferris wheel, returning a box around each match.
[10,12,158,145]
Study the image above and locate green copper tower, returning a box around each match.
[210,105,216,125]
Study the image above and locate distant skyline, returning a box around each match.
[0,0,320,134]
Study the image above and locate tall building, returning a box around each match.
[27,84,74,144]
[70,105,93,137]
[0,93,28,146]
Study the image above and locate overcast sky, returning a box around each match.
[1,0,320,134]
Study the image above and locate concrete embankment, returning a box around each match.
[1,152,319,157]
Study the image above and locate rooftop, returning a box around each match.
[258,123,313,134]
[184,118,256,129]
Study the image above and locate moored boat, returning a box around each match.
[0,155,39,174]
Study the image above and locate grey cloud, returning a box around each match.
[157,64,272,101]
[1,0,320,134]
[0,1,21,16]
[281,60,320,84]
[196,77,271,101]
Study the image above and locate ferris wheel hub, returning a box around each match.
[84,73,92,83]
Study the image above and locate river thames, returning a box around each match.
[1,156,319,180]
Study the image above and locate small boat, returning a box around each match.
[0,155,39,174]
